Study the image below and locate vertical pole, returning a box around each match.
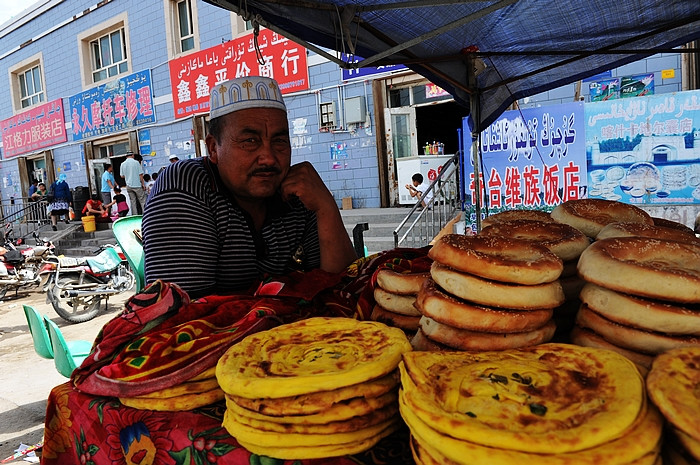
[467,56,482,233]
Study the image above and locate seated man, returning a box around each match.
[142,76,357,298]
[405,173,434,208]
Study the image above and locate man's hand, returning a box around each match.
[280,161,335,212]
[279,161,357,273]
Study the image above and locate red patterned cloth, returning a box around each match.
[43,251,431,464]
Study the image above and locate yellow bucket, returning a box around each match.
[81,215,96,233]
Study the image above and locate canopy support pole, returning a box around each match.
[467,57,483,234]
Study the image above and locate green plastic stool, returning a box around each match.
[112,215,145,292]
[23,304,54,359]
[43,315,92,377]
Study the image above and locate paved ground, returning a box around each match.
[0,287,133,461]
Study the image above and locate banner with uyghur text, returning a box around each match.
[585,90,700,205]
[69,70,156,141]
[1,99,67,159]
[462,102,586,233]
[168,29,309,119]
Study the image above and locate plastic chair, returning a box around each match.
[112,215,145,292]
[23,305,54,359]
[43,315,92,377]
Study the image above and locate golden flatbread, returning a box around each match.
[229,372,398,416]
[226,401,398,434]
[223,410,397,447]
[400,344,645,453]
[129,377,220,399]
[225,390,398,425]
[400,389,662,465]
[119,387,224,411]
[234,422,399,460]
[376,269,430,295]
[216,317,412,398]
[647,347,700,442]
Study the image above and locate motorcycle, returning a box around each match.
[43,244,135,323]
[0,225,56,300]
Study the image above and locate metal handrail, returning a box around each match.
[393,153,460,248]
[0,198,51,241]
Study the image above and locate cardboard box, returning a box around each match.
[342,196,353,210]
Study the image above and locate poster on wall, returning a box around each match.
[0,99,67,159]
[69,70,156,141]
[168,29,309,119]
[462,102,587,233]
[585,89,700,205]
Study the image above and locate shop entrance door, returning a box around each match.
[384,107,416,205]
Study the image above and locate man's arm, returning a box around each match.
[280,161,357,273]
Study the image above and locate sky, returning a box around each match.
[0,0,32,26]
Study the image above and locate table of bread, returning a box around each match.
[213,199,700,464]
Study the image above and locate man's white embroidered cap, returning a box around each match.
[209,76,286,119]
[169,154,179,160]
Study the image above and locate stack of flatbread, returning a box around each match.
[400,344,663,465]
[371,269,430,334]
[572,225,700,372]
[411,234,564,351]
[119,366,224,411]
[215,317,412,459]
[479,215,591,340]
[647,347,700,464]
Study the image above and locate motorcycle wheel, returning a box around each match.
[47,276,103,323]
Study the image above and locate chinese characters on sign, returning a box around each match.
[0,99,67,159]
[585,90,700,204]
[168,29,309,118]
[463,102,586,232]
[69,70,156,141]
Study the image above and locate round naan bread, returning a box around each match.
[229,372,398,416]
[119,387,224,411]
[216,317,412,398]
[400,389,662,465]
[225,391,397,425]
[399,344,646,454]
[647,347,700,442]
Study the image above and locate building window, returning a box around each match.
[177,0,195,52]
[19,64,44,108]
[9,53,46,112]
[164,0,199,57]
[90,28,128,82]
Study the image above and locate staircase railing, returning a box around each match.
[393,153,460,249]
[0,198,51,241]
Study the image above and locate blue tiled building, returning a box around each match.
[0,0,695,213]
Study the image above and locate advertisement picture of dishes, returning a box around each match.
[585,90,700,204]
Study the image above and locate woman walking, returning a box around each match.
[47,174,73,231]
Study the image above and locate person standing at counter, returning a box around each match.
[142,76,357,298]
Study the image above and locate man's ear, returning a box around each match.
[205,134,218,164]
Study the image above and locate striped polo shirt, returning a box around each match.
[142,157,320,298]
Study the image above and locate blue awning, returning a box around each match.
[205,0,700,129]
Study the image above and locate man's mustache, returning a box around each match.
[251,167,281,175]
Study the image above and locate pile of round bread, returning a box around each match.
[371,268,430,335]
[647,347,700,463]
[400,343,663,465]
[411,231,566,351]
[118,366,224,411]
[215,317,412,460]
[479,210,591,339]
[549,199,700,371]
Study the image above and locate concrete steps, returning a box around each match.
[340,207,419,255]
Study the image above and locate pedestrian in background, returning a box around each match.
[101,163,115,205]
[47,174,73,231]
[120,152,146,215]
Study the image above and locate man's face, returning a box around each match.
[207,108,291,203]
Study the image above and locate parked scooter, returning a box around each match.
[42,244,135,323]
[0,224,56,300]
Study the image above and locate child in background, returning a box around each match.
[106,186,130,217]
